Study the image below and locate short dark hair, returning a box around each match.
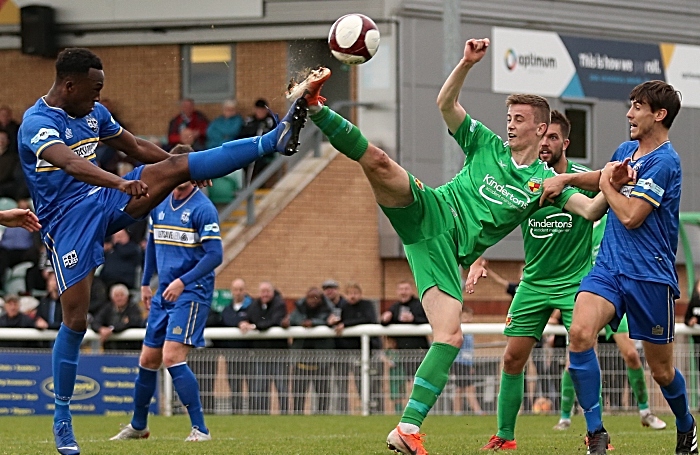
[506,94,551,126]
[549,110,571,139]
[629,80,682,129]
[55,48,103,80]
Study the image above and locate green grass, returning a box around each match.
[1,414,681,454]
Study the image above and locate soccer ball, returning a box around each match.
[328,14,380,65]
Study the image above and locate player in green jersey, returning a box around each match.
[554,214,666,432]
[286,38,610,455]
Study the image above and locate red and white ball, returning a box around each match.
[328,14,380,65]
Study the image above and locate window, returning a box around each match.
[564,105,591,162]
[182,44,235,102]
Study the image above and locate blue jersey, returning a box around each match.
[147,188,222,304]
[455,334,474,366]
[18,98,122,228]
[595,141,681,296]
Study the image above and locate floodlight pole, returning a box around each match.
[442,0,463,183]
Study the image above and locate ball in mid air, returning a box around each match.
[328,14,380,65]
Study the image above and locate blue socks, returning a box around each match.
[52,324,85,424]
[168,363,208,434]
[131,366,158,431]
[661,368,693,433]
[569,348,603,433]
[188,131,279,181]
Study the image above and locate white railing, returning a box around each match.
[3,324,700,416]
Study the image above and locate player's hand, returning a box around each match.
[0,208,41,232]
[141,285,153,310]
[463,38,490,64]
[162,278,184,302]
[540,175,566,206]
[466,261,488,294]
[603,158,636,190]
[191,179,212,188]
[119,179,149,198]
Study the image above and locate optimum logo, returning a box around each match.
[528,213,573,238]
[504,49,557,71]
[479,174,530,210]
[41,375,100,400]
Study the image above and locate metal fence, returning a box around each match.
[3,324,700,417]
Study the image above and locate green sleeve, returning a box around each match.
[450,113,503,158]
[553,185,578,209]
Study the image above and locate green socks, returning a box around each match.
[560,369,575,419]
[400,342,459,427]
[496,371,524,441]
[627,366,649,410]
[310,106,369,161]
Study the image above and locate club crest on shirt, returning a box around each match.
[86,116,98,132]
[65,128,73,139]
[505,313,513,327]
[527,177,542,193]
[413,177,424,191]
[181,209,191,224]
[158,211,165,221]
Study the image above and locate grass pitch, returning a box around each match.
[2,413,679,454]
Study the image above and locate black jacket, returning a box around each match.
[381,296,429,350]
[208,295,253,349]
[0,312,37,348]
[92,302,145,350]
[35,295,62,330]
[685,283,700,344]
[245,290,288,349]
[290,296,335,350]
[336,299,381,350]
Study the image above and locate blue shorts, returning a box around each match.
[578,267,676,344]
[144,296,210,348]
[43,166,145,294]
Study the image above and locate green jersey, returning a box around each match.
[438,114,575,267]
[519,161,595,290]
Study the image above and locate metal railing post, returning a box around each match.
[361,334,370,416]
[163,366,173,417]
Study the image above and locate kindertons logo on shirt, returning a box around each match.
[479,174,530,210]
[527,213,573,239]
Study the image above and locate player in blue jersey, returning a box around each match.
[541,80,694,455]
[17,48,308,455]
[110,145,222,442]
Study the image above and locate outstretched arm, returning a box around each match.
[0,209,41,231]
[437,38,490,134]
[103,130,171,164]
[563,192,609,221]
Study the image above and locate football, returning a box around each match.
[328,14,380,65]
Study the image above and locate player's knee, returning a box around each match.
[162,349,187,368]
[503,350,527,374]
[568,323,595,350]
[139,351,161,370]
[621,349,641,368]
[433,329,463,348]
[649,363,675,387]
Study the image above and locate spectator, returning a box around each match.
[290,287,334,414]
[0,105,19,154]
[0,199,40,290]
[91,284,144,350]
[0,295,36,347]
[34,270,62,331]
[240,99,277,184]
[452,306,482,415]
[99,229,143,290]
[322,279,348,309]
[685,280,700,405]
[244,281,289,414]
[0,130,20,199]
[167,98,208,150]
[206,100,243,148]
[380,280,429,387]
[328,281,382,413]
[207,278,254,413]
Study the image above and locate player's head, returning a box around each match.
[628,80,681,137]
[54,48,104,118]
[345,282,362,304]
[170,144,196,191]
[505,94,550,152]
[539,110,571,168]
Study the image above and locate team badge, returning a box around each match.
[62,250,79,269]
[65,128,73,139]
[505,313,513,327]
[158,211,165,221]
[172,326,183,335]
[181,209,191,224]
[527,177,542,193]
[86,116,98,132]
[651,325,664,336]
[413,177,424,191]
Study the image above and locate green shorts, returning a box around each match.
[503,283,577,341]
[380,173,463,301]
[604,314,629,340]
